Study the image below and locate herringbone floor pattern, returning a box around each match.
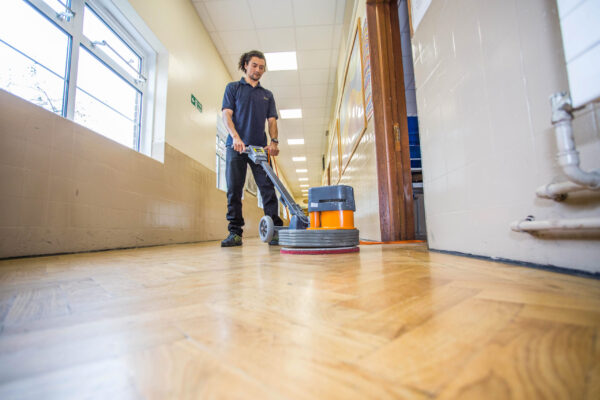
[0,239,598,399]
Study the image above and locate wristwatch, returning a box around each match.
[271,138,279,144]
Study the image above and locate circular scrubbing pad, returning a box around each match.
[280,246,359,255]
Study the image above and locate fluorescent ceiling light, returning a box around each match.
[298,177,308,181]
[300,184,309,187]
[265,51,297,71]
[296,169,308,173]
[280,109,302,119]
[288,139,304,145]
[292,156,306,162]
[302,189,308,192]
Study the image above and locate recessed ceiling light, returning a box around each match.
[288,139,304,145]
[265,51,297,71]
[300,184,309,187]
[280,109,302,119]
[298,177,308,181]
[301,189,308,192]
[292,156,306,162]
[296,169,307,173]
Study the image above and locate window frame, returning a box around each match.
[10,0,166,160]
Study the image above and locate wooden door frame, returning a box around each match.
[366,0,415,240]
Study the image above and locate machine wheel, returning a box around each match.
[259,216,274,243]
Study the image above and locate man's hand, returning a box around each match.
[233,136,246,153]
[265,142,279,156]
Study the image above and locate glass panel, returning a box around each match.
[0,0,68,115]
[75,48,141,149]
[0,0,70,77]
[41,0,70,14]
[83,5,141,79]
[74,89,138,148]
[218,157,227,191]
[0,42,65,114]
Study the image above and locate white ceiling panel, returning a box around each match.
[208,31,226,53]
[249,0,294,29]
[266,70,299,86]
[224,53,244,76]
[193,2,216,32]
[330,46,341,71]
[219,30,261,54]
[295,26,334,50]
[276,97,302,109]
[301,96,327,109]
[302,108,327,120]
[335,0,346,24]
[204,0,255,31]
[296,50,331,69]
[293,0,337,26]
[299,68,331,86]
[257,28,296,52]
[332,25,343,49]
[270,85,301,99]
[328,68,337,85]
[300,84,328,98]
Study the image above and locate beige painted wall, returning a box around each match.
[0,0,272,258]
[128,0,232,172]
[413,0,600,273]
[0,90,266,258]
[325,0,382,241]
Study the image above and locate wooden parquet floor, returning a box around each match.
[0,239,598,399]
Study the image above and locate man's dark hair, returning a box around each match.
[238,50,266,73]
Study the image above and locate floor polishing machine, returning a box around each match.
[244,146,359,254]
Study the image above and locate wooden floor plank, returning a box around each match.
[0,239,598,399]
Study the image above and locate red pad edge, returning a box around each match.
[280,246,360,255]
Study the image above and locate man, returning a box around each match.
[220,50,284,247]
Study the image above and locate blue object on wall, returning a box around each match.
[407,116,421,170]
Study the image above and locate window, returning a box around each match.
[216,116,228,191]
[0,0,165,157]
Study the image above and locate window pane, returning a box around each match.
[0,0,68,115]
[0,0,69,77]
[83,5,141,79]
[42,0,70,14]
[0,43,65,114]
[75,48,141,149]
[74,89,138,148]
[218,158,227,191]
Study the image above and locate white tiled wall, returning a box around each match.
[557,0,600,107]
[413,0,600,273]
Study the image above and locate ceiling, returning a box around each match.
[191,0,349,200]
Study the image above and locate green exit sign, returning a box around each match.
[191,94,202,112]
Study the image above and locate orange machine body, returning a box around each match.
[308,210,355,230]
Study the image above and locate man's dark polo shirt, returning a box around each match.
[221,77,278,147]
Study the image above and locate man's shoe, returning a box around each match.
[269,231,279,246]
[221,233,242,247]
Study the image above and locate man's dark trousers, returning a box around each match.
[226,146,283,236]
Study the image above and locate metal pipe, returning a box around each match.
[536,169,600,201]
[510,217,600,232]
[549,93,600,189]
